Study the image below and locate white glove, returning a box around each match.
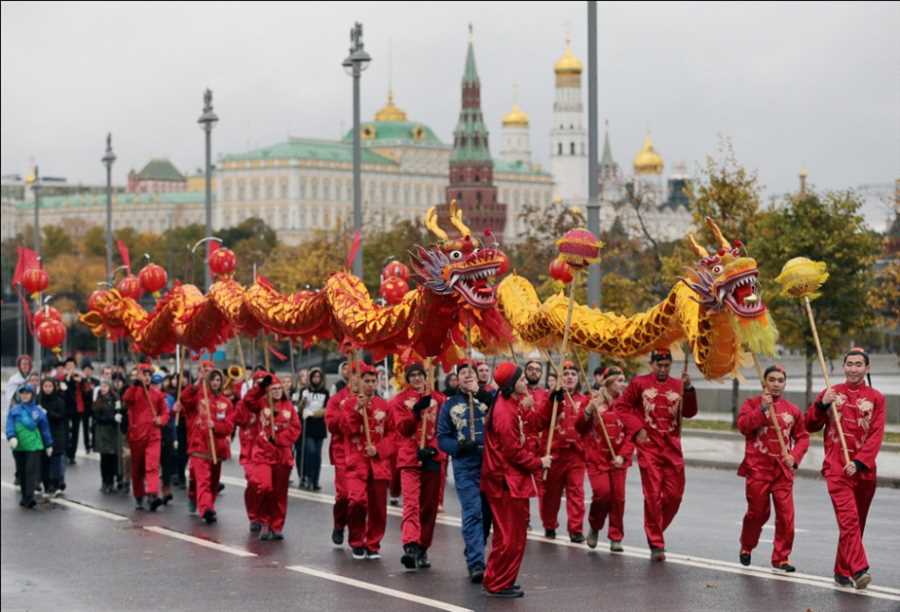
[45,447,53,457]
[9,437,18,450]
[59,382,68,391]
[292,392,300,402]
[114,414,123,423]
[115,400,122,410]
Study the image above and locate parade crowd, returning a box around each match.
[4,347,886,598]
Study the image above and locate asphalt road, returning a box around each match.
[2,438,898,612]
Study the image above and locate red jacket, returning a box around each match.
[122,384,169,442]
[616,373,697,468]
[522,386,550,457]
[737,395,809,481]
[339,394,395,481]
[389,388,447,469]
[325,387,350,466]
[540,391,586,458]
[182,386,235,461]
[245,387,301,466]
[579,402,641,472]
[481,393,543,499]
[806,383,885,481]
[231,393,260,466]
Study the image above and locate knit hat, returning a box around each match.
[455,360,477,375]
[404,363,426,382]
[18,384,35,395]
[357,362,377,376]
[650,348,673,363]
[268,375,284,389]
[150,374,164,385]
[561,360,578,372]
[138,363,154,372]
[493,362,522,393]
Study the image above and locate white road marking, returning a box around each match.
[285,564,473,612]
[2,480,128,521]
[143,525,257,558]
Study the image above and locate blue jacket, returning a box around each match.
[6,401,53,450]
[437,390,494,469]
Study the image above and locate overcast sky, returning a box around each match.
[2,1,897,227]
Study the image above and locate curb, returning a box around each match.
[684,458,900,489]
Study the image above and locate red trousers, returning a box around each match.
[438,460,447,508]
[740,475,795,565]
[190,456,222,516]
[400,467,440,550]
[639,458,685,549]
[540,449,585,534]
[333,462,349,530]
[347,470,388,552]
[390,462,402,498]
[129,437,161,498]
[483,492,530,593]
[587,467,627,542]
[247,462,291,532]
[826,474,876,577]
[242,464,261,523]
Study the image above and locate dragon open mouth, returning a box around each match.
[717,271,765,317]
[450,264,500,307]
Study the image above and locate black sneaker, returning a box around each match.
[416,550,431,569]
[485,587,524,598]
[163,494,173,505]
[312,485,322,492]
[740,551,751,566]
[610,540,624,553]
[203,509,217,524]
[650,547,666,562]
[544,528,556,539]
[135,496,145,511]
[773,561,795,573]
[401,543,419,569]
[351,547,367,560]
[217,483,225,493]
[259,529,273,541]
[834,574,852,587]
[468,563,485,584]
[148,495,164,512]
[271,532,284,541]
[331,527,344,546]
[365,549,381,560]
[850,570,871,590]
[249,522,262,533]
[570,532,585,544]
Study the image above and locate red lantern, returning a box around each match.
[380,276,409,305]
[138,263,168,295]
[116,275,143,300]
[208,247,237,277]
[382,261,410,281]
[21,267,49,296]
[36,319,66,353]
[549,257,574,284]
[556,228,602,269]
[33,306,62,329]
[87,289,110,312]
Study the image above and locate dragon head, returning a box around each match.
[685,217,766,318]
[409,201,509,308]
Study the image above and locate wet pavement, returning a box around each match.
[2,436,898,612]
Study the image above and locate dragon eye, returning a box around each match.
[472,248,479,255]
[449,250,463,261]
[711,264,724,275]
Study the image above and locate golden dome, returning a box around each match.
[633,134,664,175]
[374,90,407,122]
[502,103,529,127]
[554,38,583,75]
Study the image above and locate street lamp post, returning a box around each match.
[198,89,219,291]
[31,165,42,367]
[342,22,371,279]
[102,133,116,366]
[586,1,601,373]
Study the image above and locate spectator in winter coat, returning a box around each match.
[37,377,67,496]
[296,368,329,490]
[6,385,53,508]
[93,380,122,493]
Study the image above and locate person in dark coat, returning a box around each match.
[92,379,122,493]
[37,377,67,495]
[296,368,329,491]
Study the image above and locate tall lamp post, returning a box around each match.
[342,22,371,278]
[198,89,219,291]
[102,133,116,365]
[31,165,42,367]
[586,1,601,373]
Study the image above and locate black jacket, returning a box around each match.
[38,390,67,456]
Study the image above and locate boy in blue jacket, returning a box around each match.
[6,385,53,508]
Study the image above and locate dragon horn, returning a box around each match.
[705,216,731,251]
[449,199,472,237]
[687,234,709,258]
[425,207,449,241]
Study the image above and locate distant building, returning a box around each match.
[127,159,187,193]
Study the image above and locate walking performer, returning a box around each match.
[437,361,495,583]
[390,362,446,570]
[325,364,354,546]
[736,364,809,571]
[176,359,215,513]
[232,370,267,532]
[339,363,395,560]
[481,362,551,598]
[122,363,169,511]
[540,360,587,543]
[806,348,885,589]
[181,369,235,524]
[616,348,697,560]
[244,374,300,541]
[582,366,641,552]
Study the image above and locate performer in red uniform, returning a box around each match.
[523,360,549,518]
[175,359,215,514]
[244,375,301,541]
[325,372,353,546]
[736,365,809,570]
[616,348,697,560]
[581,367,640,552]
[232,371,266,531]
[390,363,447,570]
[481,362,551,598]
[121,364,169,511]
[181,369,235,524]
[340,364,395,560]
[806,348,885,590]
[539,360,587,542]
